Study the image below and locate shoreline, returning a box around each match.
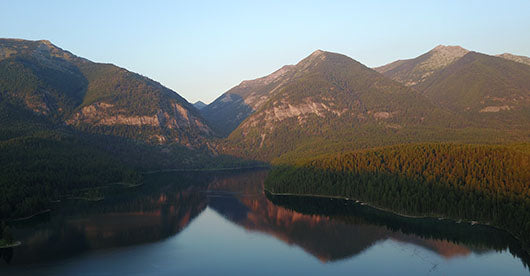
[0,241,22,249]
[267,189,527,250]
[265,190,525,245]
[265,190,501,228]
[143,165,270,174]
[9,209,51,222]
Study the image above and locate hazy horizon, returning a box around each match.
[2,0,529,104]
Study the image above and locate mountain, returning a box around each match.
[0,38,213,146]
[374,45,469,86]
[416,51,530,129]
[375,46,530,130]
[193,101,207,110]
[220,50,474,162]
[497,53,530,66]
[201,64,297,136]
[0,39,258,221]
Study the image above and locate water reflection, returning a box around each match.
[2,169,528,272]
[2,172,209,265]
[205,170,528,266]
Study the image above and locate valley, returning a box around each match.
[1,39,529,274]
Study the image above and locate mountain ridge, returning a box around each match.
[0,38,214,146]
[374,45,469,86]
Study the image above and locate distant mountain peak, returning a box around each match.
[375,45,469,86]
[426,45,469,66]
[38,39,53,45]
[430,45,469,60]
[310,49,325,56]
[432,44,467,52]
[193,101,207,110]
[496,53,530,66]
[301,49,329,64]
[0,38,80,63]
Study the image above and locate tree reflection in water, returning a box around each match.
[2,169,528,270]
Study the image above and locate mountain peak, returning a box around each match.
[38,39,53,45]
[375,45,469,86]
[193,101,207,110]
[303,49,328,62]
[311,49,325,56]
[431,45,469,55]
[496,53,530,66]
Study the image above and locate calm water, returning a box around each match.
[1,169,528,275]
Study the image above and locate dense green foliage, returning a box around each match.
[0,133,141,219]
[0,222,14,247]
[265,143,530,250]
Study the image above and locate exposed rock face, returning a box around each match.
[68,103,158,126]
[68,102,212,134]
[375,45,469,86]
[479,105,511,113]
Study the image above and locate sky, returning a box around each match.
[1,0,529,104]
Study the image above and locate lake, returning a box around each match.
[1,169,528,275]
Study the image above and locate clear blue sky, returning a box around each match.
[1,0,529,103]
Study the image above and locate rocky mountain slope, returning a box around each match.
[374,45,469,86]
[0,39,213,146]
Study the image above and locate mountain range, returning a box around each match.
[2,39,529,163]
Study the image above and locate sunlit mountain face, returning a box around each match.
[2,169,528,270]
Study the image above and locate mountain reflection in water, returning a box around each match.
[1,169,528,272]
